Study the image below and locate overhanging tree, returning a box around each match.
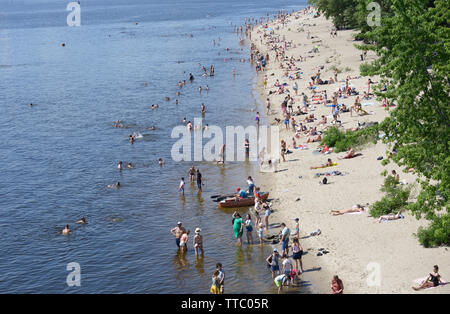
[359,0,449,247]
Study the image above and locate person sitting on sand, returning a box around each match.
[392,170,400,183]
[310,158,333,169]
[378,212,404,223]
[331,204,366,216]
[412,265,444,291]
[317,115,327,125]
[306,134,322,143]
[338,147,355,159]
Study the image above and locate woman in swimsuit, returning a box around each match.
[291,237,304,274]
[193,228,203,256]
[179,230,190,253]
[412,265,443,290]
[331,204,365,216]
[245,214,253,244]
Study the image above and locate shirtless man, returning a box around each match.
[170,222,186,248]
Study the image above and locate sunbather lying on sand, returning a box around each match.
[310,158,333,169]
[306,134,322,143]
[338,147,356,159]
[331,204,366,216]
[377,212,404,223]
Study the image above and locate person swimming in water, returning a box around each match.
[76,217,87,224]
[62,225,70,235]
[108,182,120,189]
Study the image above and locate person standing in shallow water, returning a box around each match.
[232,212,244,246]
[170,222,186,248]
[196,169,202,192]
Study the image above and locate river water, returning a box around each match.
[0,0,308,293]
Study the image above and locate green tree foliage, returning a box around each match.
[308,0,359,28]
[370,175,411,217]
[360,0,449,247]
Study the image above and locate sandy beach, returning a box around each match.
[251,8,450,294]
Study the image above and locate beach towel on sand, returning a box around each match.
[412,277,448,289]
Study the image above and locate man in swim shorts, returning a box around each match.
[170,222,186,248]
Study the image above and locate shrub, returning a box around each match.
[321,125,379,153]
[417,214,450,248]
[370,176,411,218]
[359,62,372,76]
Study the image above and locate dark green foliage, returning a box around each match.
[361,0,449,247]
[370,176,411,217]
[417,215,450,248]
[321,125,379,152]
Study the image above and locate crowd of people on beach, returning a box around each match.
[58,5,445,295]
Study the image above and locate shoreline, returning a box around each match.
[250,9,450,294]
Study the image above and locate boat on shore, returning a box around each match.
[217,192,269,209]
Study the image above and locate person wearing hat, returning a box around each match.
[266,249,280,279]
[274,273,289,294]
[170,222,186,248]
[193,228,203,256]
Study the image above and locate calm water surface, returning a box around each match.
[0,0,307,293]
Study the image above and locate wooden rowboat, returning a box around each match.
[217,192,269,209]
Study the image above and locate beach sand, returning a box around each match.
[251,9,450,294]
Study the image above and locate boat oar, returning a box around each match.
[211,193,234,200]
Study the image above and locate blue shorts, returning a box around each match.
[284,120,289,125]
[270,265,279,272]
[281,240,289,251]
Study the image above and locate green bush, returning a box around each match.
[321,125,379,153]
[370,176,411,218]
[359,62,372,76]
[417,214,450,248]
